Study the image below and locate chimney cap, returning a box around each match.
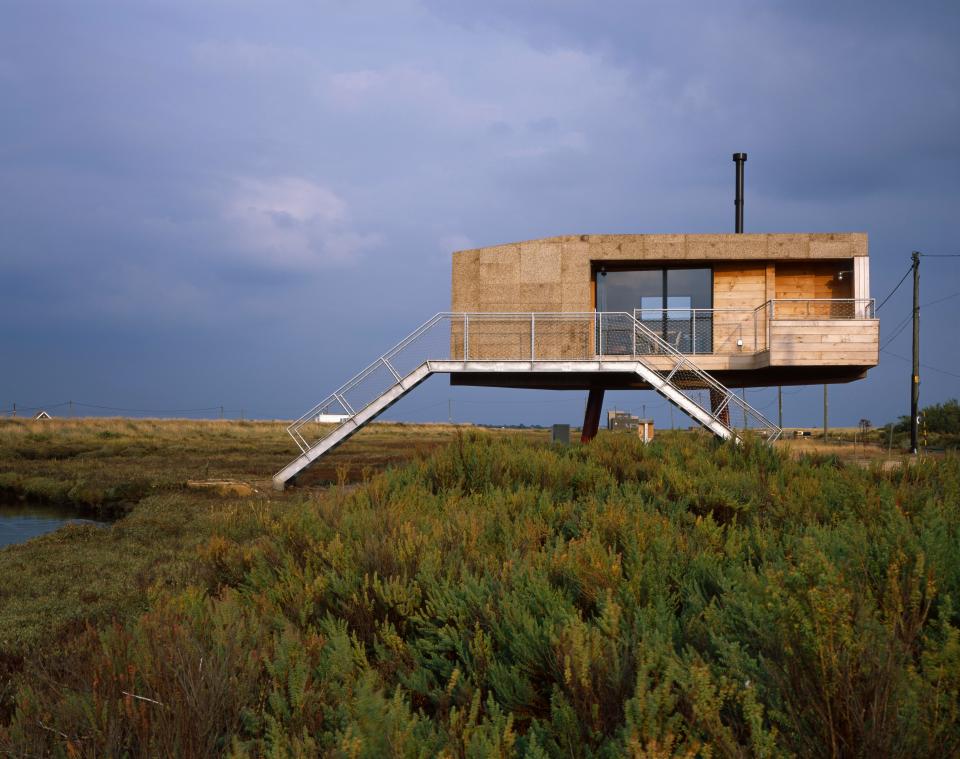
[732,152,748,161]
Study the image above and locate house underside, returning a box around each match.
[449,364,869,392]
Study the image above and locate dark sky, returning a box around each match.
[1,0,958,429]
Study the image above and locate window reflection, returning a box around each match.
[596,267,713,354]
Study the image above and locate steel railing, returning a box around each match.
[287,311,783,453]
[620,313,781,441]
[631,307,768,355]
[627,299,876,355]
[769,298,875,320]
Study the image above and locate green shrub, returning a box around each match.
[3,433,959,757]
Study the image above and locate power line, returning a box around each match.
[920,291,960,309]
[881,350,960,380]
[875,253,960,314]
[875,264,913,312]
[0,401,71,413]
[72,402,225,414]
[879,313,913,350]
[1,401,248,417]
[877,292,959,351]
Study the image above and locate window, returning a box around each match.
[596,266,713,353]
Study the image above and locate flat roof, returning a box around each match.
[453,232,868,260]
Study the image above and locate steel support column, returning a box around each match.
[581,388,605,443]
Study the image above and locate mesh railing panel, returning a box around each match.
[635,309,763,355]
[463,315,534,360]
[598,312,643,355]
[770,299,875,320]
[341,360,398,417]
[288,316,450,452]
[388,318,452,377]
[629,318,781,441]
[530,316,595,360]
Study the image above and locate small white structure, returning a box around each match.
[637,419,654,443]
[33,410,52,420]
[315,413,349,424]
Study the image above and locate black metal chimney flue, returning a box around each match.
[732,152,747,233]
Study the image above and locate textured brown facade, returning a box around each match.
[452,233,867,314]
[449,232,877,389]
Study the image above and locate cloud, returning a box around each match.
[192,39,312,74]
[1,0,958,420]
[224,176,381,269]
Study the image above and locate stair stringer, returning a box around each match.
[275,357,762,490]
[630,361,736,441]
[272,364,433,489]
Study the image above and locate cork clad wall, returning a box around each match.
[451,233,867,315]
[450,232,873,366]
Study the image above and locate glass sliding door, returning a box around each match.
[666,268,712,353]
[596,266,712,354]
[596,269,662,354]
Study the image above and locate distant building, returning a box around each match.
[608,410,640,431]
[33,410,52,420]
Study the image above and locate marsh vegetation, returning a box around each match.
[1,419,957,757]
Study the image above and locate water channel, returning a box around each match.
[0,499,112,549]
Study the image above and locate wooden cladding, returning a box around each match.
[712,263,767,353]
[774,261,853,317]
[769,320,879,366]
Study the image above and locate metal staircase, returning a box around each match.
[273,312,782,489]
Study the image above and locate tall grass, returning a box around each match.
[2,431,958,757]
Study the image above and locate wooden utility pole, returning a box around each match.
[910,251,920,454]
[778,386,783,429]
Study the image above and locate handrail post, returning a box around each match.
[767,302,772,348]
[464,314,469,361]
[530,313,535,360]
[692,309,697,354]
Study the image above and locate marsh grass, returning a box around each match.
[2,424,959,756]
[0,418,520,724]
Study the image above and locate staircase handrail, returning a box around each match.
[616,311,781,439]
[286,313,446,435]
[287,311,782,452]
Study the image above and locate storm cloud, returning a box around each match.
[1,1,958,426]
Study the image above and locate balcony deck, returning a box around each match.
[450,300,878,390]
